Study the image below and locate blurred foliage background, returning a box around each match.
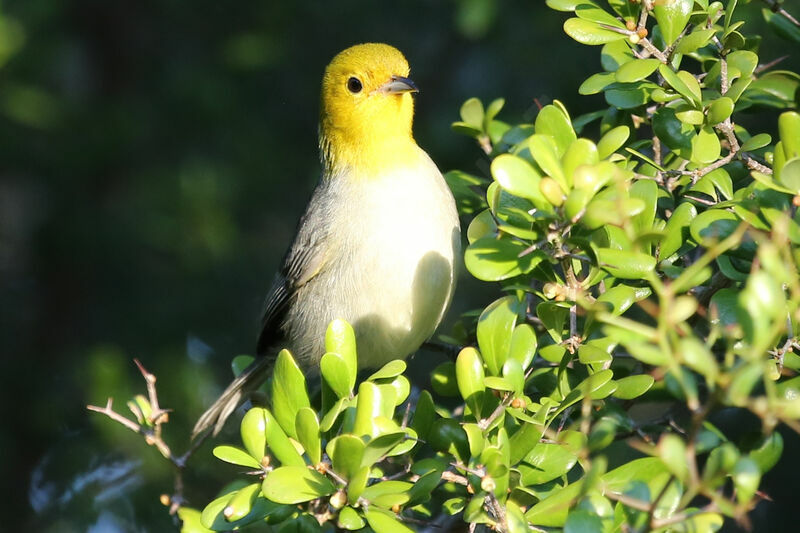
[1,0,798,531]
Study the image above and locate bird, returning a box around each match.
[193,43,461,438]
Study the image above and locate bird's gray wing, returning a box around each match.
[257,180,334,355]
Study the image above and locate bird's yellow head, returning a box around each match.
[319,43,419,175]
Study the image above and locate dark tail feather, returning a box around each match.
[192,357,273,439]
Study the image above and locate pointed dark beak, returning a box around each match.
[379,75,419,94]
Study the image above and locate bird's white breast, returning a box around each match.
[286,148,460,369]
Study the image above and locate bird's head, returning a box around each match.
[319,43,419,174]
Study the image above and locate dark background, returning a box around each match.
[1,1,798,531]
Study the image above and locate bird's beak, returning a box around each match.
[379,75,419,94]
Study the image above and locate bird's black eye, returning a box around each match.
[347,77,363,94]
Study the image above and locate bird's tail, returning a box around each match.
[192,357,274,440]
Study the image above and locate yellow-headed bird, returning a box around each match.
[193,43,460,437]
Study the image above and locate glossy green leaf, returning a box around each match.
[262,466,335,504]
[491,153,545,204]
[595,247,656,279]
[659,65,701,106]
[459,97,484,129]
[658,433,688,482]
[325,319,357,388]
[321,352,353,399]
[689,209,739,245]
[364,508,414,533]
[763,7,800,44]
[477,296,519,375]
[691,127,721,164]
[367,360,406,381]
[579,71,617,95]
[612,375,654,399]
[680,337,718,383]
[337,507,366,530]
[740,133,771,152]
[509,323,537,371]
[749,432,783,474]
[353,381,382,437]
[295,407,320,465]
[271,349,310,439]
[675,28,716,53]
[707,97,734,125]
[535,104,577,157]
[779,111,800,159]
[562,138,599,187]
[431,361,459,397]
[529,134,567,189]
[615,58,661,83]
[328,434,364,480]
[564,509,604,533]
[263,408,305,467]
[597,125,630,159]
[653,107,694,153]
[660,202,697,260]
[653,0,692,45]
[213,445,262,469]
[465,237,546,281]
[564,17,627,45]
[732,457,760,504]
[240,408,268,462]
[456,347,486,415]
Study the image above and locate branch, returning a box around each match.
[87,359,209,514]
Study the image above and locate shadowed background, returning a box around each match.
[1,1,798,530]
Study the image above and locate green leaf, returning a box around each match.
[779,111,800,159]
[732,457,760,504]
[320,352,353,399]
[564,18,627,45]
[763,8,800,44]
[653,107,694,154]
[213,445,262,469]
[178,507,213,533]
[691,126,721,164]
[368,360,406,381]
[740,133,771,152]
[597,125,630,159]
[675,28,716,53]
[337,507,366,530]
[537,301,570,343]
[605,83,653,109]
[459,97,484,129]
[240,408,268,462]
[477,296,519,375]
[364,508,414,533]
[431,361,460,397]
[579,71,617,95]
[564,509,604,533]
[680,337,718,383]
[271,349,310,439]
[529,134,567,189]
[295,407,321,465]
[262,466,335,504]
[706,97,734,125]
[328,434,365,480]
[410,390,435,441]
[574,3,627,28]
[615,58,661,83]
[749,432,783,474]
[456,347,486,415]
[491,153,545,205]
[689,209,739,245]
[562,138,599,187]
[660,202,697,260]
[595,247,657,279]
[325,319,357,388]
[727,50,759,79]
[353,381,382,437]
[653,0,692,45]
[659,65,701,106]
[222,483,261,523]
[612,375,654,399]
[509,323,537,371]
[465,237,545,282]
[263,408,305,467]
[535,104,577,157]
[658,433,688,482]
[630,179,658,236]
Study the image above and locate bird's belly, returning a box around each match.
[287,167,459,369]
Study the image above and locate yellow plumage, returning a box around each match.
[194,43,460,437]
